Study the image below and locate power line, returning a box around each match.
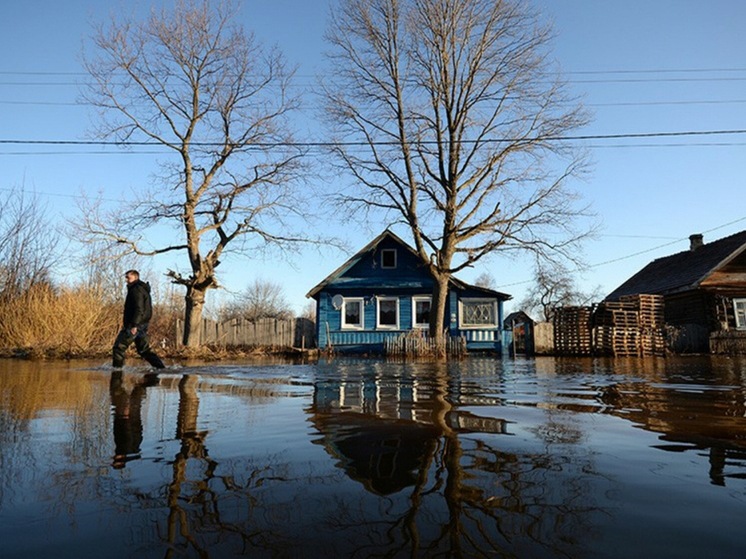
[1,128,745,149]
[5,98,746,109]
[497,215,746,290]
[0,186,121,203]
[4,66,746,76]
[571,76,746,84]
[590,215,746,267]
[566,67,746,75]
[589,99,746,107]
[3,67,746,88]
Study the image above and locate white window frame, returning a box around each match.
[376,297,400,329]
[381,248,397,269]
[459,298,498,329]
[341,298,364,330]
[734,298,746,330]
[412,296,432,328]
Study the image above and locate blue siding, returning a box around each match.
[309,231,509,353]
[317,290,504,353]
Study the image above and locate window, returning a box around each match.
[381,249,397,269]
[342,298,364,329]
[460,298,497,328]
[412,296,431,328]
[735,298,746,330]
[377,297,399,329]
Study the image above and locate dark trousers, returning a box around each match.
[112,324,165,369]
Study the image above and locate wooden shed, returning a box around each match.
[605,231,746,353]
[503,311,535,355]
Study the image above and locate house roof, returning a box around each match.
[306,229,511,300]
[605,230,746,300]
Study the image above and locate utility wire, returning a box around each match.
[1,128,746,149]
[5,98,746,108]
[497,215,746,290]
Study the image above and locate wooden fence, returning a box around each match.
[383,331,467,357]
[175,317,316,349]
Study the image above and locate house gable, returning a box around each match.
[306,230,432,299]
[340,233,434,288]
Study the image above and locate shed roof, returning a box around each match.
[503,311,534,327]
[605,230,746,300]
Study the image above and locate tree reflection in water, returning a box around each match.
[159,374,285,557]
[99,364,607,557]
[308,361,608,558]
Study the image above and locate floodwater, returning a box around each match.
[1,356,745,558]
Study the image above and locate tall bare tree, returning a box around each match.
[323,0,593,344]
[80,0,308,346]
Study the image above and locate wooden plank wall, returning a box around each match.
[175,317,316,348]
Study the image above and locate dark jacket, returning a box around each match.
[123,280,153,329]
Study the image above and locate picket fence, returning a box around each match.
[175,317,316,349]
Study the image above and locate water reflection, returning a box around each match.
[307,362,608,557]
[1,357,745,558]
[110,370,159,468]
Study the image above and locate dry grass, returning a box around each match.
[0,284,185,359]
[0,284,310,361]
[0,284,119,357]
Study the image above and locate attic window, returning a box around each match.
[735,299,746,330]
[381,249,397,269]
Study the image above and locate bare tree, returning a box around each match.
[0,187,62,300]
[218,278,292,321]
[519,261,602,321]
[473,271,496,290]
[80,0,309,346]
[323,0,593,345]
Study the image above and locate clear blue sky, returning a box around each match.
[2,0,745,316]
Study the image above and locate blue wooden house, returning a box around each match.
[306,230,511,353]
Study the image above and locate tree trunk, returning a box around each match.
[182,286,207,347]
[429,274,451,356]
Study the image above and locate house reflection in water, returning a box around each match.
[308,373,509,496]
[310,377,439,495]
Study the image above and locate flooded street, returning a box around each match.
[1,356,745,558]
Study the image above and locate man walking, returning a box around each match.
[112,270,166,369]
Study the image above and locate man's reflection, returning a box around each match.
[109,370,159,469]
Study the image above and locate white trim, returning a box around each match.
[376,296,399,329]
[412,295,431,328]
[341,298,364,329]
[381,248,397,269]
[734,298,746,330]
[459,298,498,329]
